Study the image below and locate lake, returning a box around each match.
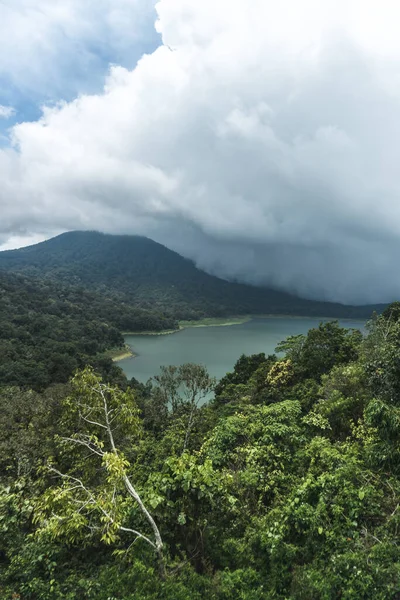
[120,317,365,383]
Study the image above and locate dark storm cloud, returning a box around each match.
[1,0,400,303]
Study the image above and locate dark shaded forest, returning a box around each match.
[1,309,400,599]
[0,271,177,390]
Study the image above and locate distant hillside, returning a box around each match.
[0,231,385,319]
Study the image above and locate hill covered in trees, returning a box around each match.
[0,231,385,391]
[1,311,400,598]
[0,271,177,390]
[0,231,385,320]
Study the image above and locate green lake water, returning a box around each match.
[121,317,365,383]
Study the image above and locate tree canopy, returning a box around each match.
[0,271,177,390]
[1,311,400,598]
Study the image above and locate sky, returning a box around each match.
[1,0,400,304]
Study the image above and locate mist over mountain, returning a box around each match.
[0,231,385,319]
[2,1,400,303]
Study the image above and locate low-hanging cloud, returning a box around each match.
[1,0,400,304]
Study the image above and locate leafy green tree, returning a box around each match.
[0,385,66,479]
[148,452,233,573]
[214,353,272,401]
[315,363,367,438]
[360,311,400,472]
[35,368,166,577]
[277,321,362,381]
[382,301,400,322]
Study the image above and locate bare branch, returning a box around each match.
[79,412,108,430]
[361,527,382,545]
[122,474,164,553]
[61,436,105,457]
[49,468,87,489]
[118,526,156,548]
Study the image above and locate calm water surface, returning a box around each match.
[121,317,365,383]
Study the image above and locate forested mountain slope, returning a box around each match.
[0,231,385,319]
[0,272,176,390]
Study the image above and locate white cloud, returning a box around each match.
[0,0,159,97]
[0,232,50,251]
[2,0,400,303]
[0,105,15,119]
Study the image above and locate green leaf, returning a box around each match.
[177,512,187,525]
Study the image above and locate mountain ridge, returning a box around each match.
[0,230,386,319]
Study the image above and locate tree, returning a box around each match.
[277,321,362,381]
[382,301,400,322]
[361,313,400,472]
[153,366,182,413]
[178,364,216,453]
[35,368,166,578]
[152,364,216,453]
[214,353,270,401]
[0,385,65,480]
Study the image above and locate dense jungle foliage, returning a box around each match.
[1,308,400,599]
[0,271,177,390]
[0,231,384,320]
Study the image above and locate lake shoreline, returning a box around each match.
[121,313,365,338]
[121,317,249,338]
[112,351,135,362]
[116,314,366,364]
[105,345,137,362]
[118,318,253,362]
[122,329,180,337]
[117,316,366,380]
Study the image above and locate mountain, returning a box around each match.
[0,231,385,319]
